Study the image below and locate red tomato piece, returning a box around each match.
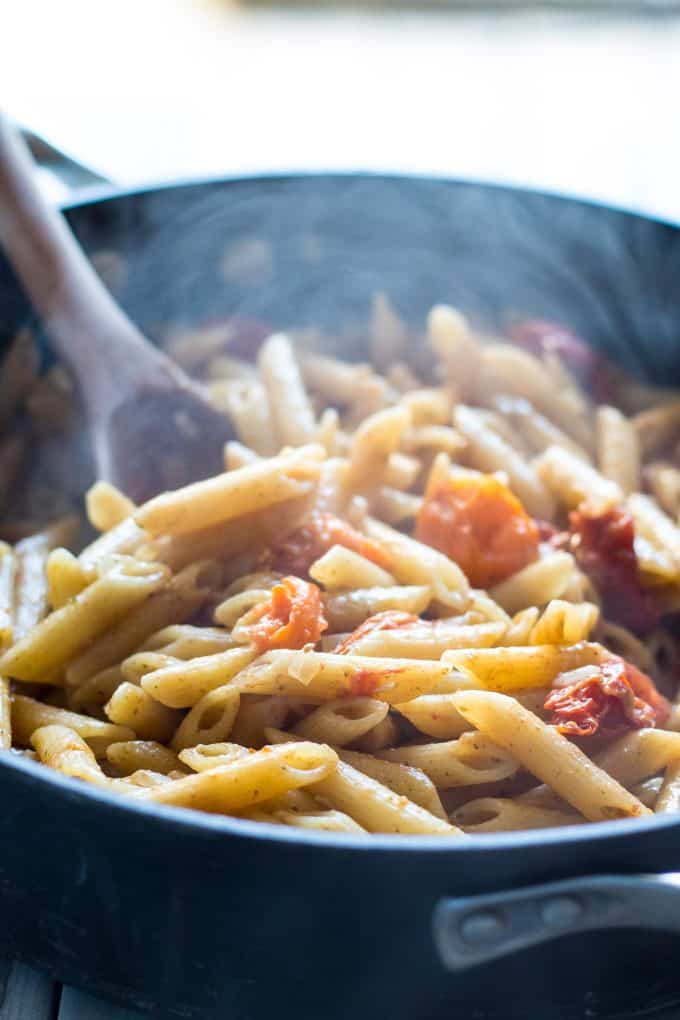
[545,658,670,738]
[269,511,392,576]
[415,475,540,589]
[335,610,420,655]
[568,505,659,635]
[241,576,328,653]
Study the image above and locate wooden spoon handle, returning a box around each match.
[0,115,168,415]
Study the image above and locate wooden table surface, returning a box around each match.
[3,1,680,1016]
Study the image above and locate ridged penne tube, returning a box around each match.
[178,742,251,772]
[453,406,554,519]
[495,396,590,462]
[11,694,134,755]
[379,732,518,788]
[14,519,78,640]
[309,545,395,591]
[480,344,594,450]
[596,405,640,494]
[141,646,256,708]
[224,440,261,471]
[211,379,278,456]
[528,600,600,646]
[78,516,147,571]
[443,642,607,692]
[258,333,316,448]
[274,808,366,833]
[383,451,420,492]
[336,746,446,818]
[592,729,680,789]
[632,775,663,809]
[427,305,482,398]
[106,740,182,776]
[0,560,169,684]
[67,666,123,713]
[348,620,506,659]
[231,649,471,704]
[350,713,400,753]
[266,727,457,834]
[452,797,581,833]
[535,445,622,512]
[628,493,680,576]
[344,405,410,494]
[632,401,680,457]
[300,352,374,406]
[394,693,473,740]
[400,388,453,427]
[323,585,431,632]
[31,724,111,786]
[292,697,388,746]
[451,691,650,822]
[130,742,338,814]
[371,488,423,525]
[121,652,182,684]
[86,481,136,532]
[362,517,469,611]
[489,552,577,615]
[105,683,182,743]
[135,446,325,537]
[215,590,273,629]
[143,625,236,660]
[46,548,95,609]
[229,695,295,748]
[499,607,540,646]
[170,686,241,751]
[117,770,175,789]
[65,561,220,688]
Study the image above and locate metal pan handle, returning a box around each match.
[19,126,110,201]
[433,873,680,972]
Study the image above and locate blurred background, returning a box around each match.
[2,0,680,220]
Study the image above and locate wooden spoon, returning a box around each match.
[0,116,234,503]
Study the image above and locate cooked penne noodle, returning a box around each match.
[130,742,338,814]
[628,493,680,576]
[645,462,680,519]
[442,642,607,692]
[12,694,134,755]
[0,560,168,684]
[336,746,446,818]
[453,406,554,519]
[13,518,78,640]
[592,729,680,789]
[452,797,580,833]
[394,693,473,740]
[31,725,111,787]
[178,742,251,772]
[142,625,236,659]
[274,808,366,833]
[350,713,400,753]
[258,334,316,448]
[489,552,577,615]
[309,545,395,590]
[347,620,506,659]
[451,691,650,821]
[596,405,640,495]
[379,732,518,788]
[78,516,147,570]
[46,548,95,609]
[362,517,469,611]
[136,446,324,537]
[229,695,294,748]
[536,444,622,511]
[105,683,182,743]
[231,649,471,704]
[528,600,600,646]
[427,304,482,399]
[292,697,388,746]
[141,645,256,708]
[344,405,410,493]
[323,585,431,632]
[656,761,680,813]
[210,379,278,457]
[0,678,10,750]
[106,740,182,776]
[170,686,241,751]
[86,481,136,533]
[65,561,220,688]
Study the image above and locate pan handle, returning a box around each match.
[433,873,680,972]
[20,126,110,201]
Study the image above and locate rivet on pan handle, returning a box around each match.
[433,873,680,972]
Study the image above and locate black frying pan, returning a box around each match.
[2,173,680,1020]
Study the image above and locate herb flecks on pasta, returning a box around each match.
[0,301,679,836]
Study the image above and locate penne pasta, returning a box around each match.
[258,334,316,448]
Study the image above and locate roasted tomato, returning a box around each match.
[545,657,670,738]
[415,475,540,588]
[509,318,617,403]
[269,511,392,576]
[569,505,659,635]
[335,610,420,654]
[241,576,327,652]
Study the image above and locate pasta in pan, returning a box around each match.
[1,301,680,836]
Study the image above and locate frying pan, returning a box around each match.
[2,171,680,1020]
